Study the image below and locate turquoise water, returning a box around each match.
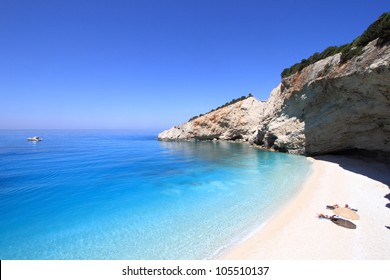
[0,130,312,259]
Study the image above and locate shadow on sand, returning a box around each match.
[385,193,390,209]
[315,154,390,233]
[314,154,390,186]
[316,154,390,213]
[331,218,357,229]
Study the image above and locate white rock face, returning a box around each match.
[256,39,390,156]
[159,39,390,157]
[158,97,264,142]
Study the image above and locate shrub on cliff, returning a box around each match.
[354,12,390,47]
[339,45,364,64]
[188,94,253,122]
[281,45,347,78]
[281,12,390,78]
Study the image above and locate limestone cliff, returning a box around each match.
[158,39,390,158]
[158,97,264,141]
[256,39,390,156]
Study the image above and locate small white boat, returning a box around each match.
[27,136,43,142]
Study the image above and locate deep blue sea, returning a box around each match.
[0,130,312,259]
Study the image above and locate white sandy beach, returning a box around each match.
[220,155,390,259]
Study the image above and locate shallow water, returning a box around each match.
[0,130,312,259]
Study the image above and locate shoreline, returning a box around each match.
[219,155,390,259]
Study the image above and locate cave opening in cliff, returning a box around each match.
[266,134,278,148]
[230,135,244,141]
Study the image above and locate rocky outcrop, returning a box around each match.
[158,40,390,158]
[256,39,390,156]
[158,97,264,142]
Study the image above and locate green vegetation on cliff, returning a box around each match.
[188,93,253,122]
[281,12,390,78]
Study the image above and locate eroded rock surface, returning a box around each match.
[256,39,390,156]
[158,97,264,142]
[159,40,390,158]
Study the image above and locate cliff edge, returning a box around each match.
[256,39,390,156]
[158,97,264,142]
[158,13,390,158]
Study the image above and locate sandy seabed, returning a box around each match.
[220,155,390,259]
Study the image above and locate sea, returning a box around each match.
[0,130,312,259]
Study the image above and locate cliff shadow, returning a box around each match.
[314,154,390,187]
[315,154,390,220]
[385,193,390,209]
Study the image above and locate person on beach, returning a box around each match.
[331,204,349,208]
[328,204,356,211]
[317,213,338,221]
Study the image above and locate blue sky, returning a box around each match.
[1,1,389,130]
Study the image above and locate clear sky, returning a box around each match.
[1,0,389,130]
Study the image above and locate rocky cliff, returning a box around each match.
[158,40,390,157]
[158,97,264,141]
[256,39,390,156]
